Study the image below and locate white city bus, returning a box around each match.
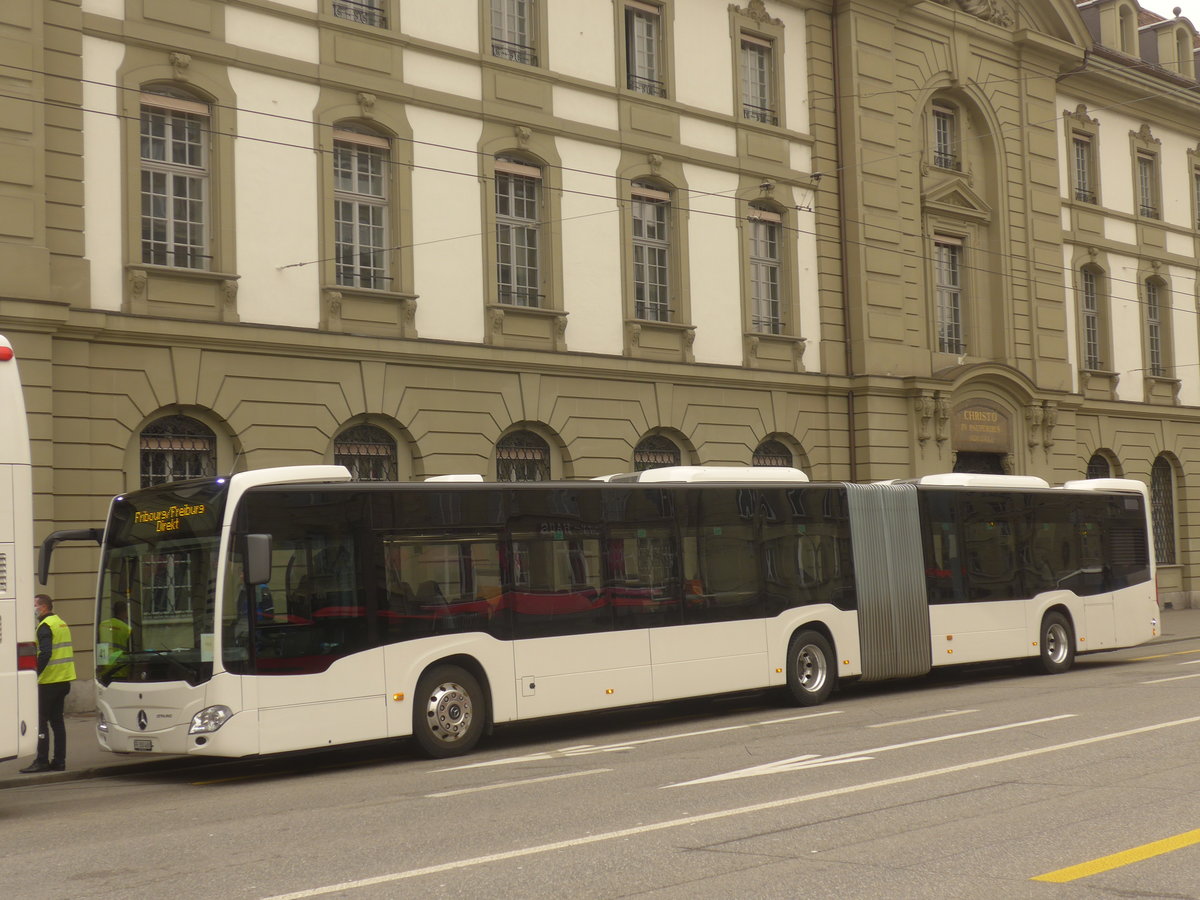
[0,335,38,764]
[73,464,1158,760]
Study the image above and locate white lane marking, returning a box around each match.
[868,709,978,728]
[260,714,1200,900]
[434,709,843,771]
[1142,672,1200,684]
[1179,659,1200,666]
[667,714,1072,787]
[425,768,611,798]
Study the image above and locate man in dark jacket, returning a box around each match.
[20,594,76,773]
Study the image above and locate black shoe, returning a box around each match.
[48,761,65,771]
[19,761,51,774]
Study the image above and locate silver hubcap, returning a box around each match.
[1045,623,1068,664]
[797,644,828,693]
[425,681,474,744]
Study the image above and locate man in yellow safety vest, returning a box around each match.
[19,593,76,773]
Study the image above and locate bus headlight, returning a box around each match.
[97,712,108,734]
[189,705,233,734]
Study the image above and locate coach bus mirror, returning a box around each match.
[244,534,273,587]
[38,527,104,585]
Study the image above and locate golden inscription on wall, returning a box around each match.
[951,402,1011,452]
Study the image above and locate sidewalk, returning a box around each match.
[5,607,1200,789]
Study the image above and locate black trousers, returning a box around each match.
[36,681,71,765]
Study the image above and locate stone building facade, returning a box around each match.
[2,0,1198,700]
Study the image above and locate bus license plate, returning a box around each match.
[133,739,153,752]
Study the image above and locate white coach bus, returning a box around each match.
[0,335,38,764]
[61,464,1157,759]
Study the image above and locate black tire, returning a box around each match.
[412,664,486,758]
[786,630,836,706]
[1038,611,1075,675]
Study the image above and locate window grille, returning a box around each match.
[140,415,216,487]
[491,0,537,65]
[633,435,680,471]
[753,440,792,467]
[335,424,398,481]
[1151,456,1176,564]
[740,37,776,124]
[496,431,550,482]
[1085,453,1111,480]
[625,4,665,96]
[333,0,387,28]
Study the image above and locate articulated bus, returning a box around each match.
[66,464,1158,760]
[0,335,38,764]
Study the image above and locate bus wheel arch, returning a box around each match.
[786,625,836,706]
[1037,608,1075,675]
[412,657,490,758]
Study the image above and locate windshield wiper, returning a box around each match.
[132,648,202,684]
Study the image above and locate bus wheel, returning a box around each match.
[1038,612,1075,675]
[413,665,485,758]
[787,630,835,706]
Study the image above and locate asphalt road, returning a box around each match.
[5,638,1200,899]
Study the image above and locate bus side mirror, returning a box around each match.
[244,534,273,586]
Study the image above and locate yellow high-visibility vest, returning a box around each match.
[38,614,76,685]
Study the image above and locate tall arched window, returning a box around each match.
[496,430,550,482]
[140,415,216,487]
[634,434,680,471]
[1152,455,1176,565]
[1085,452,1111,480]
[335,424,397,481]
[753,439,792,467]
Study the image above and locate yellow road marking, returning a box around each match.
[1033,828,1200,883]
[1127,648,1200,662]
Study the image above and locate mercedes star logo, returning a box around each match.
[137,710,148,731]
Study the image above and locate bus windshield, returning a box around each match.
[96,479,229,686]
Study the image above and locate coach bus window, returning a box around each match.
[1105,496,1151,589]
[762,487,856,613]
[509,523,607,638]
[682,489,763,623]
[959,492,1021,601]
[920,491,965,603]
[378,536,503,641]
[606,489,681,629]
[226,491,369,675]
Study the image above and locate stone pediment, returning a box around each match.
[922,179,992,222]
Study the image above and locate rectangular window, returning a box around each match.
[625,2,665,97]
[749,209,782,334]
[491,0,537,65]
[1194,169,1200,229]
[740,35,776,124]
[140,94,210,270]
[333,131,390,290]
[934,238,964,354]
[1145,280,1164,377]
[333,0,387,28]
[932,105,960,171]
[1073,135,1096,203]
[1137,154,1159,218]
[632,183,671,322]
[495,159,541,307]
[1080,268,1102,370]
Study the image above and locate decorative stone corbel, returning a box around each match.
[935,393,950,443]
[128,268,148,299]
[357,92,376,119]
[1025,403,1043,448]
[647,153,663,175]
[515,125,532,149]
[1042,402,1057,450]
[169,52,191,80]
[915,392,935,444]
